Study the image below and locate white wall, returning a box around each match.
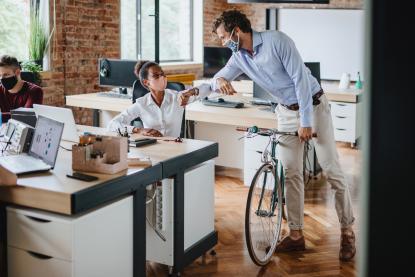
[278,9,364,81]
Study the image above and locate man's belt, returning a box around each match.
[281,89,324,111]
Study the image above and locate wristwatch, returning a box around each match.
[191,87,199,96]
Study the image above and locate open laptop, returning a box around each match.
[33,104,79,142]
[0,115,64,175]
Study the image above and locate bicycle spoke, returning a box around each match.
[245,163,284,266]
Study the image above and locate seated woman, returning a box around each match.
[0,55,43,122]
[107,61,211,137]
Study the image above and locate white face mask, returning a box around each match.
[148,75,167,92]
[222,28,240,53]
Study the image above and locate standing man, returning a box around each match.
[0,55,43,122]
[211,10,355,261]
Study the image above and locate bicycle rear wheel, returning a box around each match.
[245,163,284,266]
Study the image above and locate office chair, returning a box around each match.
[304,62,321,85]
[131,80,187,138]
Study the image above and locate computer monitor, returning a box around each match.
[304,62,321,85]
[203,47,249,80]
[33,104,79,143]
[253,62,321,102]
[98,59,138,88]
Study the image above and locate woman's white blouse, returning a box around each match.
[107,86,210,137]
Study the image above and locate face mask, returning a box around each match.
[223,28,240,53]
[0,75,18,91]
[149,75,167,92]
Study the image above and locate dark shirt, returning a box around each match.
[0,81,43,122]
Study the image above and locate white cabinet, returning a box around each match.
[146,160,215,266]
[7,196,133,277]
[329,101,362,145]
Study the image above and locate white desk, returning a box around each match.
[65,83,363,176]
[0,126,218,277]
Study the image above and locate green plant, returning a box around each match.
[28,2,47,68]
[20,60,42,85]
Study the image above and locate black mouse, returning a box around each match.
[217,98,225,103]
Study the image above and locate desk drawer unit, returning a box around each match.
[329,101,362,144]
[8,209,73,261]
[7,196,133,277]
[8,247,71,277]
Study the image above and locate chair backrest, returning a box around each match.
[130,80,187,138]
[166,82,186,138]
[166,81,185,91]
[304,62,321,85]
[132,80,149,104]
[132,80,186,103]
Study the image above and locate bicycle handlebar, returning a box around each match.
[236,126,317,137]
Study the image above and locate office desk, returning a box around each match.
[0,126,218,276]
[65,87,362,175]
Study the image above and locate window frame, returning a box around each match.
[122,0,195,63]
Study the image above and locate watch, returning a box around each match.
[192,87,199,96]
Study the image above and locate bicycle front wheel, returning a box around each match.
[245,163,284,266]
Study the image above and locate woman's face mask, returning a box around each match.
[222,28,240,53]
[146,68,167,92]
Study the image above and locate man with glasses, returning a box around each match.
[211,10,356,261]
[0,55,43,122]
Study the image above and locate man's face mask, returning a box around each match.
[223,28,240,53]
[0,75,18,91]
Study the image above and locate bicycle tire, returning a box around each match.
[245,162,284,266]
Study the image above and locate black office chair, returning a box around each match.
[131,80,187,138]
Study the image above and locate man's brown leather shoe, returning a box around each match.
[339,230,356,261]
[275,236,305,252]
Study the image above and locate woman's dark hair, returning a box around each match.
[212,10,252,34]
[0,55,21,69]
[134,60,160,88]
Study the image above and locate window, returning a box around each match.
[121,0,195,63]
[0,0,50,68]
[0,0,30,61]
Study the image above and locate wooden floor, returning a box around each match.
[148,143,360,276]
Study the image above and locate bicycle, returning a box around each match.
[237,125,316,266]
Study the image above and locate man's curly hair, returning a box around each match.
[212,10,252,34]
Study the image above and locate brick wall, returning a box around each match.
[42,0,120,125]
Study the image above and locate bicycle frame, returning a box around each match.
[255,134,285,217]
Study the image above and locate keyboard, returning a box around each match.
[202,98,244,108]
[250,99,272,106]
[97,92,132,100]
[0,154,50,174]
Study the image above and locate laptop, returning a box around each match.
[33,104,79,142]
[0,116,64,175]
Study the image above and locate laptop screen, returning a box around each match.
[29,115,64,168]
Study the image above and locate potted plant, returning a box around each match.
[20,60,42,85]
[28,2,47,69]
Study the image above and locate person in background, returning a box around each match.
[107,61,211,137]
[211,10,356,261]
[0,55,43,122]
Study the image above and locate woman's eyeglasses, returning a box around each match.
[148,71,166,80]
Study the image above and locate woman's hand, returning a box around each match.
[216,77,236,95]
[133,128,163,137]
[178,88,199,106]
